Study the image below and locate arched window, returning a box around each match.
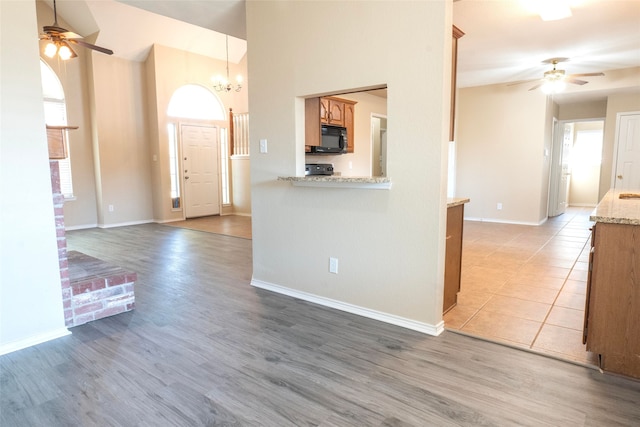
[167,84,225,120]
[166,85,230,207]
[40,60,74,198]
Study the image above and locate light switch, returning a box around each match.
[259,139,268,153]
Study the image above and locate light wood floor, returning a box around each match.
[2,223,639,426]
[445,207,596,366]
[167,211,596,365]
[164,214,252,239]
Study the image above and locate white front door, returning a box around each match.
[181,124,220,218]
[613,113,640,190]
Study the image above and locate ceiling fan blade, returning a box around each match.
[565,78,588,86]
[68,39,114,55]
[568,72,605,78]
[507,79,539,87]
[528,83,543,91]
[61,31,83,39]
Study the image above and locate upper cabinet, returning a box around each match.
[450,25,465,142]
[320,97,349,127]
[306,96,357,153]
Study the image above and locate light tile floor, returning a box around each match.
[444,207,598,366]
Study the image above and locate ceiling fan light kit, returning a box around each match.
[40,0,113,60]
[541,79,566,94]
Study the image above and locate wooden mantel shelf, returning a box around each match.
[46,125,78,159]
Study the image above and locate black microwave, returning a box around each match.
[309,125,347,154]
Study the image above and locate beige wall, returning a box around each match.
[456,84,549,224]
[247,1,452,331]
[230,157,251,215]
[600,92,640,199]
[146,44,249,222]
[305,91,387,177]
[558,100,607,121]
[1,1,68,352]
[89,54,154,226]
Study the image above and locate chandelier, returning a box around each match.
[212,35,242,92]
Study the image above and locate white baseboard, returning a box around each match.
[65,223,98,231]
[98,219,153,229]
[155,218,184,224]
[251,278,444,336]
[465,217,546,226]
[0,328,71,356]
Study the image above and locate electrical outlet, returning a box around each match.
[259,139,268,153]
[329,257,338,274]
[108,204,114,212]
[497,203,503,210]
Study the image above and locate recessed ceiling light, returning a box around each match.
[537,0,572,21]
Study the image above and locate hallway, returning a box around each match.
[445,207,596,366]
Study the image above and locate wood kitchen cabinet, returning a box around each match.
[305,96,357,153]
[443,201,466,314]
[583,221,640,379]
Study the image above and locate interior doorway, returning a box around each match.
[568,121,604,207]
[548,119,604,216]
[181,124,221,218]
[371,115,387,177]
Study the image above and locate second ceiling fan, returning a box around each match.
[513,57,604,93]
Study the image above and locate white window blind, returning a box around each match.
[41,61,74,198]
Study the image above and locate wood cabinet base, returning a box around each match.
[585,222,640,379]
[443,204,464,314]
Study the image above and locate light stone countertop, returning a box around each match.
[278,175,392,189]
[278,176,390,183]
[447,197,470,208]
[590,189,640,225]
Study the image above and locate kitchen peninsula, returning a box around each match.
[584,189,640,379]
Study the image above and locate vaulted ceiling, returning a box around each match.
[44,0,640,103]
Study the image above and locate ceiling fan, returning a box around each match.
[40,0,113,60]
[512,58,604,93]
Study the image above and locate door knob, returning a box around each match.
[185,176,189,180]
[617,175,623,179]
